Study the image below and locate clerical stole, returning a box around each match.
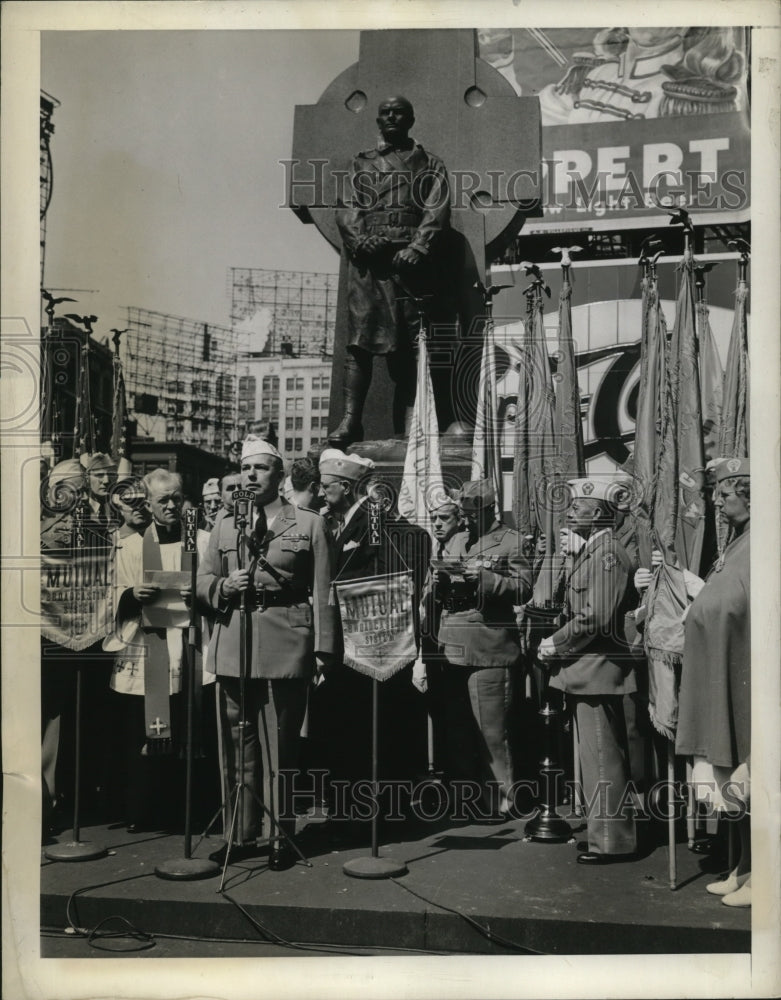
[140,530,199,752]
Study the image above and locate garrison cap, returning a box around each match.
[319,448,375,482]
[460,479,495,512]
[715,456,750,482]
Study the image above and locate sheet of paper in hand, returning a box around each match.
[142,570,189,629]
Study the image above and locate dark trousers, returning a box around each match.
[217,677,308,844]
[440,664,516,812]
[573,695,637,855]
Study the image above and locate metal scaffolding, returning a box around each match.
[123,307,249,454]
[229,268,338,357]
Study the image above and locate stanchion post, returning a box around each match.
[44,662,108,862]
[155,506,219,881]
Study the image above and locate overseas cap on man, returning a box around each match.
[567,478,620,504]
[202,477,221,499]
[460,479,495,512]
[45,458,85,507]
[714,456,750,482]
[81,452,117,473]
[429,485,462,514]
[319,448,375,482]
[241,434,282,463]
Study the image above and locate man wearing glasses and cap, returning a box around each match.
[537,477,638,865]
[198,436,337,870]
[435,479,533,819]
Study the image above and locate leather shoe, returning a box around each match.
[577,851,636,866]
[269,843,297,872]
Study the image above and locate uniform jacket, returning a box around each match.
[336,140,451,355]
[337,141,450,259]
[548,529,637,696]
[437,523,533,667]
[196,500,337,680]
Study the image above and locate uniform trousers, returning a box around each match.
[441,665,515,813]
[573,695,637,855]
[217,676,308,844]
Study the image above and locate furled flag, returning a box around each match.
[512,285,557,543]
[696,295,724,464]
[654,249,707,575]
[111,352,131,472]
[398,329,446,540]
[631,272,669,568]
[471,319,503,521]
[553,266,585,492]
[718,273,749,459]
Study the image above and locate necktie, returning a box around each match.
[250,507,268,556]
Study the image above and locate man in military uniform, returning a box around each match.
[330,95,452,445]
[197,437,337,869]
[435,480,533,817]
[82,452,119,532]
[316,448,430,831]
[538,478,638,864]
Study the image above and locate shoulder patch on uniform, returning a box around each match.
[602,552,617,571]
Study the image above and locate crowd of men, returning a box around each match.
[39,439,750,894]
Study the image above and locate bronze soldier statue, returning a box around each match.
[329,95,452,446]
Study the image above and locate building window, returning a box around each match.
[285,416,294,430]
[286,377,295,391]
[295,416,303,430]
[294,437,303,452]
[285,437,294,451]
[312,376,321,390]
[312,398,320,410]
[311,416,319,429]
[295,397,303,411]
[295,377,304,390]
[320,397,329,412]
[286,397,295,411]
[322,376,330,390]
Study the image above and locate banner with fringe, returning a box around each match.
[333,572,417,682]
[40,521,115,651]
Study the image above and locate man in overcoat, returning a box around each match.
[538,478,638,863]
[435,479,533,817]
[329,95,452,445]
[197,436,337,869]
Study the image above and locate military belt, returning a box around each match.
[247,588,309,611]
[365,210,421,229]
[441,595,478,613]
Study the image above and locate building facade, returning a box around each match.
[239,352,333,461]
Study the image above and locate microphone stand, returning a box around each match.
[343,495,407,880]
[155,507,218,880]
[45,502,107,863]
[204,491,310,891]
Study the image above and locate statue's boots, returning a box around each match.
[328,352,370,448]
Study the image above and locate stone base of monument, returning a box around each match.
[345,425,474,498]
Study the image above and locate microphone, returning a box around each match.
[232,488,254,530]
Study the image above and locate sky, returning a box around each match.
[41,30,359,336]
